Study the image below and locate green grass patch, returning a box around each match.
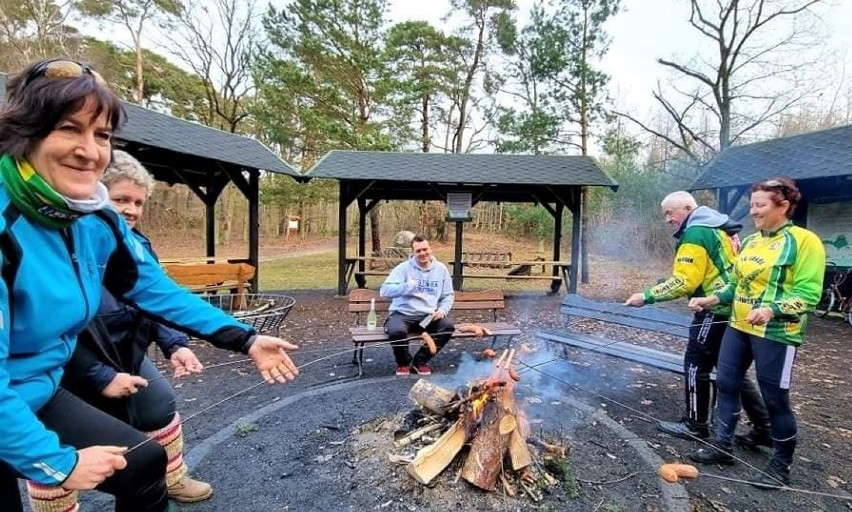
[258,249,564,293]
[259,251,339,290]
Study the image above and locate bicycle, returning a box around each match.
[814,263,852,326]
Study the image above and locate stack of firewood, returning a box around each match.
[392,349,570,501]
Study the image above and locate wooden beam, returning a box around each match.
[569,188,581,294]
[247,169,259,291]
[453,221,464,291]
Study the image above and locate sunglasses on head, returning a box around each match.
[23,59,107,87]
[761,180,789,199]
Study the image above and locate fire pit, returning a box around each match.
[166,342,687,512]
[394,348,569,501]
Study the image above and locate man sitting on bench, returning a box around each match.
[380,235,455,376]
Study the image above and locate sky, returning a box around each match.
[389,0,852,117]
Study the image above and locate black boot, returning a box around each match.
[658,419,709,440]
[734,427,772,451]
[688,440,735,465]
[751,458,791,489]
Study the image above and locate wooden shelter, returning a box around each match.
[1,73,302,289]
[691,125,852,267]
[304,150,618,295]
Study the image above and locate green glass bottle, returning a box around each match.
[366,298,378,330]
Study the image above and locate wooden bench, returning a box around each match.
[348,288,521,377]
[538,293,692,373]
[163,262,256,309]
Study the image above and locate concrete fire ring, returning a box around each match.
[185,377,690,512]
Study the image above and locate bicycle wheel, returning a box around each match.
[814,288,835,317]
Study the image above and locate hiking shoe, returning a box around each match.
[734,428,772,451]
[688,441,735,466]
[395,365,411,376]
[168,476,213,503]
[751,458,791,490]
[411,364,432,376]
[658,420,709,440]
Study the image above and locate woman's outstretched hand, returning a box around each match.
[248,336,300,384]
[170,347,204,378]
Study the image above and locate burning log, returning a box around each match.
[407,419,467,485]
[460,388,514,490]
[508,429,533,471]
[460,350,519,490]
[409,379,456,416]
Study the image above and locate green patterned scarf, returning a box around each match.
[0,153,85,228]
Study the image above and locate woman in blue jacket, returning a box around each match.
[26,151,215,510]
[0,59,299,511]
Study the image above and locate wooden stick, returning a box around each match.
[503,348,516,369]
[394,422,445,448]
[494,349,509,369]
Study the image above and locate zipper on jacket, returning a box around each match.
[60,227,91,321]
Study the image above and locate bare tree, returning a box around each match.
[445,0,514,154]
[77,0,182,103]
[0,0,77,68]
[617,0,828,161]
[167,0,258,132]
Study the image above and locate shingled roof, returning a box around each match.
[691,124,852,190]
[0,73,298,176]
[305,150,617,187]
[119,103,298,176]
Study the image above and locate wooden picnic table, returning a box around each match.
[449,260,572,294]
[345,256,571,294]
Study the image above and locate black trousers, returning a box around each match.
[716,328,799,465]
[75,357,177,432]
[386,312,454,366]
[0,388,169,512]
[684,311,770,429]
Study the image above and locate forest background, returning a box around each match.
[3,0,851,270]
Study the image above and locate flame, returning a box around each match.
[470,392,489,420]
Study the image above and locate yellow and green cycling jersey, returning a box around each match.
[643,223,738,316]
[715,221,825,346]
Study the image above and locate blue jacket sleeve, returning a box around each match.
[0,261,78,485]
[153,323,189,359]
[100,213,256,353]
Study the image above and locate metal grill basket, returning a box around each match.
[201,293,296,337]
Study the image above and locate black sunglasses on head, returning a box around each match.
[23,59,107,87]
